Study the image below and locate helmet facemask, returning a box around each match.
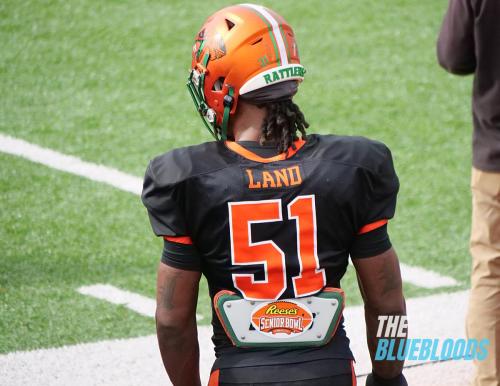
[187,53,234,141]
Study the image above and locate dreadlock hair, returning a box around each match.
[260,99,309,154]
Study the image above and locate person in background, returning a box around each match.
[437,1,500,385]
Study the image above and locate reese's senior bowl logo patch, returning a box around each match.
[251,300,313,339]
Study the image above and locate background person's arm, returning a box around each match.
[437,0,476,75]
[353,247,407,382]
[156,262,202,386]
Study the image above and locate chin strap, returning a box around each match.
[220,86,234,141]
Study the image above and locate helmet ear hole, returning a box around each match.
[212,77,225,91]
[225,19,235,30]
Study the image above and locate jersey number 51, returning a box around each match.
[228,195,326,301]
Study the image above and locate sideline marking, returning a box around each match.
[0,132,459,289]
[78,284,204,321]
[0,291,471,386]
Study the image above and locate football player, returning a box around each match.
[142,4,408,386]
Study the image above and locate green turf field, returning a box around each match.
[1,0,472,353]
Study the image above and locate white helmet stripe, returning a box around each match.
[242,3,288,66]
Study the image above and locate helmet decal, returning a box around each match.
[239,64,305,95]
[208,33,226,61]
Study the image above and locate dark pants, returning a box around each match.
[209,360,356,386]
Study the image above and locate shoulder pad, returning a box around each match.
[148,141,233,187]
[312,134,394,175]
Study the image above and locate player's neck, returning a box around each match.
[231,101,267,142]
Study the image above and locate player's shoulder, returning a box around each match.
[146,140,233,186]
[307,134,394,174]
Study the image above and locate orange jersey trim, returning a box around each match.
[208,369,220,386]
[351,360,357,386]
[163,236,193,245]
[225,139,305,163]
[358,219,388,235]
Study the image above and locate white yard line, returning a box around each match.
[78,284,203,321]
[0,133,142,195]
[0,132,459,289]
[399,263,458,288]
[349,258,459,289]
[0,291,473,386]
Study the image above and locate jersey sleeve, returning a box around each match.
[350,224,392,259]
[142,158,203,270]
[161,238,202,271]
[141,159,188,237]
[350,143,399,259]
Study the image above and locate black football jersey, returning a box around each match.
[142,134,399,370]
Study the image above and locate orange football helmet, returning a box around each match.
[187,3,305,140]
